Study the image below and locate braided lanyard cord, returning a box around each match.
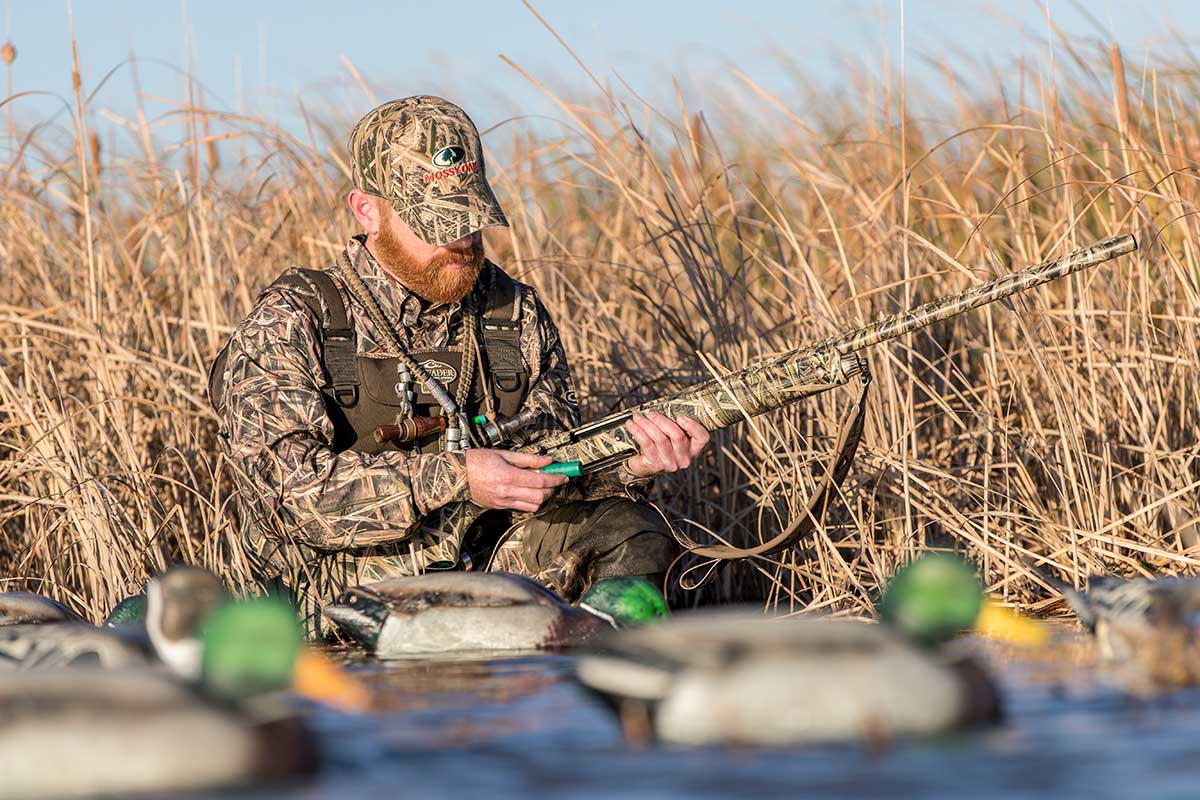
[445,308,480,449]
[335,250,478,451]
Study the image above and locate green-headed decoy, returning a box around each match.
[103,594,147,627]
[576,553,1013,746]
[322,572,667,657]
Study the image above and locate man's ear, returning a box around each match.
[347,189,379,235]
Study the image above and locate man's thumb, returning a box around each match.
[499,451,554,469]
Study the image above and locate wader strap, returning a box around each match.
[481,269,524,387]
[277,269,360,408]
[674,366,873,588]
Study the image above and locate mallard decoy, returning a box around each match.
[103,594,146,627]
[0,599,367,800]
[576,554,1015,746]
[0,592,86,626]
[321,572,667,658]
[0,565,226,676]
[1043,571,1200,688]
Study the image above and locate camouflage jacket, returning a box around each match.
[215,235,647,581]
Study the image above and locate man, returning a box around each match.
[210,96,709,626]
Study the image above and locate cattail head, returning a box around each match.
[207,139,220,173]
[1111,42,1129,135]
[1,41,15,66]
[89,130,101,178]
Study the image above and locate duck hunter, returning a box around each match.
[209,96,710,629]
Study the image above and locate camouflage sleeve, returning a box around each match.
[513,288,653,499]
[219,291,469,551]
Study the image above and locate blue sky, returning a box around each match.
[3,1,1199,152]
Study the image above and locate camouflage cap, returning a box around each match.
[348,96,508,246]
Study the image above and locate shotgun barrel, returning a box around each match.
[820,234,1137,356]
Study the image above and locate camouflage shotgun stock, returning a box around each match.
[428,234,1137,567]
[521,233,1137,470]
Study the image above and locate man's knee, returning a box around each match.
[520,497,677,598]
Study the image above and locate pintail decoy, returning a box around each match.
[144,565,227,679]
[1043,570,1200,688]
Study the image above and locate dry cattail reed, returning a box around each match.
[2,41,14,163]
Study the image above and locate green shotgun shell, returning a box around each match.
[538,460,582,477]
[472,414,488,425]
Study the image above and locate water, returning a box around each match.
[180,633,1200,800]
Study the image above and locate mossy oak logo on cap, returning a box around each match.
[425,145,478,184]
[432,146,466,167]
[420,358,458,384]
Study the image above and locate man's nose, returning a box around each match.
[445,232,480,251]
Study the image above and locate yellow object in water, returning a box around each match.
[974,599,1050,646]
[292,649,372,712]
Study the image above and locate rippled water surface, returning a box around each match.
[175,632,1200,799]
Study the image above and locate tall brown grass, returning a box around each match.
[2,35,1198,621]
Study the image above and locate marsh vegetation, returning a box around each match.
[1,34,1196,620]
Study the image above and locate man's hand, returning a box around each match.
[465,449,568,513]
[624,412,711,478]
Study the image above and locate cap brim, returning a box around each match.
[392,171,508,247]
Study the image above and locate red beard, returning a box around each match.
[374,225,484,305]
